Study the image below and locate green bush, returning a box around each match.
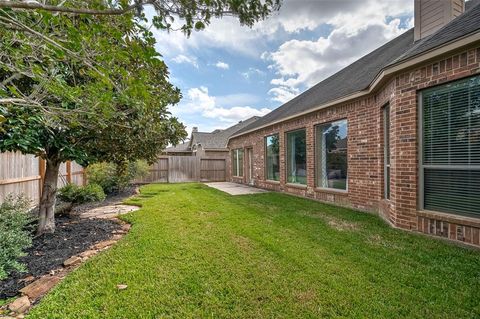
[86,160,149,194]
[58,183,106,204]
[0,195,35,280]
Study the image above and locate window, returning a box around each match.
[286,129,307,184]
[383,105,391,199]
[265,134,280,181]
[232,149,244,177]
[420,76,480,218]
[315,119,348,190]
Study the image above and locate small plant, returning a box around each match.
[86,161,149,194]
[58,183,106,204]
[85,163,117,194]
[0,195,35,280]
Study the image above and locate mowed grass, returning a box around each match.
[27,183,480,318]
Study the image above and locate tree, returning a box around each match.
[0,7,185,235]
[0,0,281,235]
[0,0,281,34]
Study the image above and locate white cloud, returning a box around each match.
[263,1,413,101]
[148,0,412,59]
[215,61,229,70]
[268,86,300,104]
[171,54,198,68]
[241,67,266,80]
[173,87,271,125]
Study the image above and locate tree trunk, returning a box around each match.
[37,158,61,236]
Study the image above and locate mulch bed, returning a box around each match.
[0,214,121,300]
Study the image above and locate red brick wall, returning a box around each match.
[228,45,480,247]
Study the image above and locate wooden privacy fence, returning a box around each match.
[0,151,85,205]
[135,156,227,183]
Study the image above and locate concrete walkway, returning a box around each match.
[205,182,269,195]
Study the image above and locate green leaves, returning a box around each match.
[0,3,186,166]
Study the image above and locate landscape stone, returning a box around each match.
[63,256,82,267]
[8,296,30,314]
[94,240,116,250]
[79,250,97,258]
[19,276,60,300]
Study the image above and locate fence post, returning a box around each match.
[66,161,72,184]
[83,167,87,186]
[38,158,45,200]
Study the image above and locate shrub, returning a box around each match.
[0,195,35,280]
[86,160,149,194]
[57,183,106,204]
[84,162,117,194]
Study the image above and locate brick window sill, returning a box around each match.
[285,183,307,189]
[264,180,280,185]
[314,187,348,195]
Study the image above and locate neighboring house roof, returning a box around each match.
[166,116,260,152]
[232,1,480,139]
[165,141,191,153]
[192,116,260,149]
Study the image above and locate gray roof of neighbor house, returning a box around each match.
[164,141,191,153]
[233,0,480,138]
[192,116,260,149]
[166,116,260,152]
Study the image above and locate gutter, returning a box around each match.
[203,148,229,152]
[228,31,480,142]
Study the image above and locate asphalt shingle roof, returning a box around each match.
[166,116,260,152]
[165,141,190,152]
[233,1,480,138]
[192,116,260,149]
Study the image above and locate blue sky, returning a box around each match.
[146,1,414,135]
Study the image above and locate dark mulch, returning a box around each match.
[0,216,121,299]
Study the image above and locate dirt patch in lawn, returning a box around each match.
[301,211,360,232]
[326,217,360,232]
[0,216,121,300]
[232,235,254,252]
[366,234,404,250]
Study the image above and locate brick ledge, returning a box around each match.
[418,210,480,228]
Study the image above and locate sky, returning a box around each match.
[146,0,414,136]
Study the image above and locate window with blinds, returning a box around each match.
[420,75,480,218]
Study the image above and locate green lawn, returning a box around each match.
[27,183,480,318]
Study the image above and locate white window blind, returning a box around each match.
[420,76,480,217]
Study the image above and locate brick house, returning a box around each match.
[227,0,480,246]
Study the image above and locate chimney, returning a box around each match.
[192,127,198,133]
[414,0,465,41]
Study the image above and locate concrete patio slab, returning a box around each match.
[205,182,269,195]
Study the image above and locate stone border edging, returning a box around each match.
[1,219,132,318]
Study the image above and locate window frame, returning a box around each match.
[264,133,280,182]
[285,128,307,185]
[232,148,244,177]
[383,104,391,200]
[314,119,349,192]
[418,77,480,215]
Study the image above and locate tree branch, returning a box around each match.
[0,0,155,15]
[0,98,41,106]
